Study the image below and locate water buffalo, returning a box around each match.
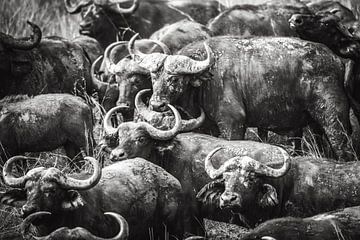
[0,94,94,163]
[102,104,290,234]
[65,0,222,49]
[289,11,360,156]
[1,156,183,240]
[208,1,310,37]
[240,205,360,240]
[130,34,360,161]
[0,21,94,99]
[200,148,360,227]
[21,211,128,240]
[90,37,170,112]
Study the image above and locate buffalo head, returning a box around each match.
[1,156,101,221]
[200,147,290,212]
[128,34,215,112]
[0,21,42,98]
[65,0,140,48]
[289,12,360,59]
[102,92,204,161]
[91,38,170,112]
[21,211,128,240]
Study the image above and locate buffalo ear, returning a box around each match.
[0,189,27,206]
[62,190,85,210]
[259,184,279,208]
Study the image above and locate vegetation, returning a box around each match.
[0,0,358,239]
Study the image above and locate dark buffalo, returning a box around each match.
[0,94,94,163]
[130,35,360,161]
[208,2,310,37]
[288,11,360,156]
[1,156,183,240]
[21,212,128,240]
[150,19,212,54]
[90,38,170,112]
[102,103,290,234]
[0,21,94,99]
[306,0,356,24]
[65,0,222,49]
[200,148,360,227]
[240,206,360,240]
[304,0,360,19]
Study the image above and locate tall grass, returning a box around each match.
[0,0,80,39]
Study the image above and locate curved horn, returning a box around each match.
[21,212,129,240]
[140,104,182,140]
[3,156,30,188]
[91,55,110,90]
[128,33,168,73]
[253,151,291,178]
[147,39,171,55]
[58,157,101,190]
[180,107,205,132]
[64,0,92,14]
[0,21,42,50]
[73,212,129,240]
[128,33,142,58]
[164,42,214,75]
[103,105,131,135]
[103,41,128,74]
[114,0,140,15]
[134,88,153,120]
[204,147,228,179]
[21,211,51,240]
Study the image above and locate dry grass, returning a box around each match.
[1,0,359,239]
[0,0,80,39]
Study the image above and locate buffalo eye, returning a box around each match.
[136,136,147,144]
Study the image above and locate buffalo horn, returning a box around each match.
[112,0,140,15]
[91,55,109,90]
[64,0,92,14]
[3,156,44,188]
[103,105,130,135]
[21,211,129,240]
[58,157,101,190]
[164,42,214,75]
[0,21,41,50]
[140,104,182,140]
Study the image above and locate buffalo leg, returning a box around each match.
[308,94,353,161]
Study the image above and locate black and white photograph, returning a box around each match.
[1,0,360,239]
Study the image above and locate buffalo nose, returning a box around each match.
[109,149,127,162]
[220,193,240,208]
[80,21,92,28]
[289,15,303,26]
[150,101,167,112]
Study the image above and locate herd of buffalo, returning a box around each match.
[1,0,360,239]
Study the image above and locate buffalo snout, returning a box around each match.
[219,192,241,209]
[289,14,304,28]
[110,148,128,161]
